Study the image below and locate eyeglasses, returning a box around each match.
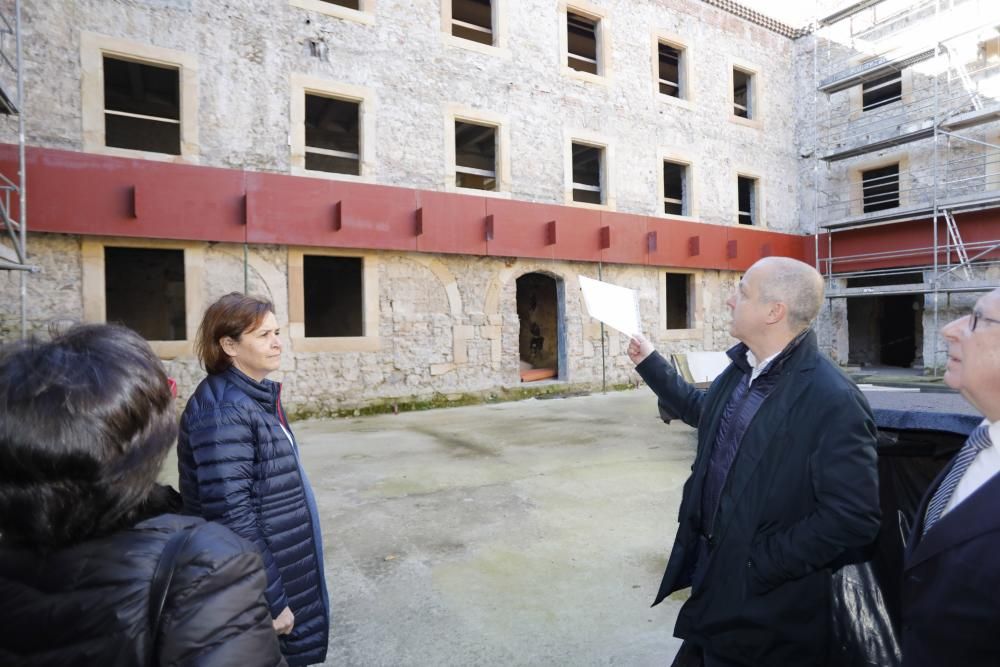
[970,309,1000,332]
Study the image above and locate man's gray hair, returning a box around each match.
[755,257,825,331]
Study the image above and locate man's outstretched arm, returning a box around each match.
[628,334,705,428]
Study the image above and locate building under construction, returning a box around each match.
[806,0,1000,371]
[0,0,997,413]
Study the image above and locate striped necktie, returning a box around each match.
[923,424,993,536]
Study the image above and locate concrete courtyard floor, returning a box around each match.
[295,388,695,666]
[157,384,973,666]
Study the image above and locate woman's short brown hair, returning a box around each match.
[195,292,275,375]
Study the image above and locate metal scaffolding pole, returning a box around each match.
[0,0,33,339]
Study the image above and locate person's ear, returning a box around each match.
[767,302,787,325]
[220,336,239,358]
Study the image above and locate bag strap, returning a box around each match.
[147,526,196,665]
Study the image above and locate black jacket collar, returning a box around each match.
[726,328,815,377]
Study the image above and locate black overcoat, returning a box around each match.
[901,450,1000,667]
[636,331,880,666]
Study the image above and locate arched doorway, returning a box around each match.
[516,272,564,382]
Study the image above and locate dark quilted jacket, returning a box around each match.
[0,513,286,666]
[636,330,880,666]
[178,367,329,666]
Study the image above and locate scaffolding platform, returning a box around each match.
[821,204,935,231]
[818,46,936,95]
[821,124,934,162]
[825,278,998,299]
[821,191,1000,232]
[817,0,887,27]
[820,103,1000,162]
[939,104,1000,132]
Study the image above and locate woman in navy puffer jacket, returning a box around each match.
[178,293,329,666]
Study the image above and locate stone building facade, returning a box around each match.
[0,0,808,414]
[2,0,998,413]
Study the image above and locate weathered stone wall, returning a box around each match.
[921,265,1000,373]
[0,0,800,229]
[0,234,82,340]
[2,234,740,414]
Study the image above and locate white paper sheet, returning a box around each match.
[578,275,642,336]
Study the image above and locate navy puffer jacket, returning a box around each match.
[178,367,329,666]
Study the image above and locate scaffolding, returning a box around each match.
[811,0,1000,371]
[0,0,29,339]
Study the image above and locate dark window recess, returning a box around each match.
[455,121,497,190]
[567,12,599,74]
[452,0,493,45]
[862,164,900,213]
[666,273,691,329]
[103,56,180,154]
[846,271,924,288]
[572,143,602,204]
[738,176,756,225]
[663,161,686,215]
[733,68,752,119]
[104,247,186,341]
[304,255,363,337]
[321,0,360,9]
[862,71,902,111]
[305,94,360,175]
[658,43,682,97]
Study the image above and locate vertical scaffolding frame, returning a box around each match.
[0,0,30,339]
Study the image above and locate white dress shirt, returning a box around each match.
[940,419,1000,518]
[745,349,779,386]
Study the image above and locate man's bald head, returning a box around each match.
[751,257,825,332]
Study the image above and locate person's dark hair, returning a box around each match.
[0,324,176,549]
[195,293,275,375]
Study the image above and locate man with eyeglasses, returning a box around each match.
[901,287,1000,667]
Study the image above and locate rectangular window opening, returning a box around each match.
[666,273,691,329]
[103,56,181,154]
[846,271,924,288]
[567,11,599,75]
[862,71,902,111]
[663,161,687,215]
[733,68,753,119]
[452,0,493,45]
[738,176,756,225]
[305,93,361,175]
[104,247,186,341]
[304,255,364,337]
[862,164,900,213]
[658,43,683,98]
[455,120,497,190]
[320,0,360,9]
[572,142,603,204]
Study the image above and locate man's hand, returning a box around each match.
[627,334,655,365]
[273,606,295,635]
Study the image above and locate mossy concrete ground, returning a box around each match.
[295,388,693,666]
[283,381,641,422]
